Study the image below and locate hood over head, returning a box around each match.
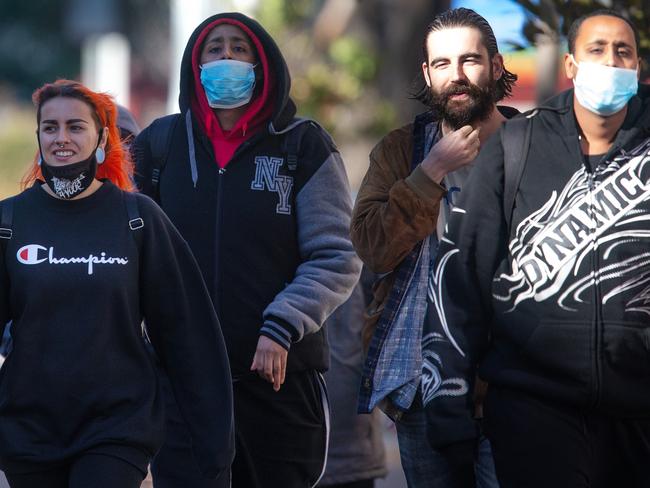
[179,12,296,132]
[116,104,140,139]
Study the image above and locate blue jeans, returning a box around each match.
[394,396,499,488]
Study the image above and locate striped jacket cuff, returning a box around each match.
[260,318,295,351]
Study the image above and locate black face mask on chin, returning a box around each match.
[40,155,97,199]
[38,131,102,200]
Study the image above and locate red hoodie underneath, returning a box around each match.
[190,18,275,168]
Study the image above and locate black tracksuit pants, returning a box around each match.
[152,369,328,488]
[4,453,145,488]
[484,385,650,488]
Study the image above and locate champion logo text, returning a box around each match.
[17,244,129,275]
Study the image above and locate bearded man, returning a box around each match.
[350,8,517,488]
[426,10,650,488]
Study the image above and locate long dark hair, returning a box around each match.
[412,8,518,106]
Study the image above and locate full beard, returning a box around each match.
[429,76,496,130]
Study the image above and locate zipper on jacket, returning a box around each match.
[210,133,263,313]
[213,166,226,315]
[211,135,260,309]
[586,171,603,408]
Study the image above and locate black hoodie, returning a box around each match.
[133,13,361,376]
[424,88,650,448]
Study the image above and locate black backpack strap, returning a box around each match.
[0,197,15,241]
[282,119,311,171]
[123,191,144,249]
[124,192,143,231]
[502,113,534,233]
[0,197,15,268]
[0,197,14,356]
[148,114,180,200]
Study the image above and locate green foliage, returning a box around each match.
[513,0,650,73]
[256,0,393,138]
[255,0,286,37]
[283,0,318,24]
[329,38,376,82]
[367,100,401,137]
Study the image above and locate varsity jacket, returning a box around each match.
[425,89,650,448]
[134,13,361,376]
[0,182,233,477]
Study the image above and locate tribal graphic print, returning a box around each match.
[421,140,650,406]
[422,211,470,405]
[51,174,87,199]
[494,139,650,313]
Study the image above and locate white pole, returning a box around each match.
[81,33,131,107]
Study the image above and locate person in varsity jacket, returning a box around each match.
[426,10,650,487]
[0,80,233,487]
[133,11,361,488]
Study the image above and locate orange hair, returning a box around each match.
[22,79,134,192]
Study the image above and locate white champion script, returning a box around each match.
[17,244,129,275]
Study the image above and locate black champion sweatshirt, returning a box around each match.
[0,182,234,477]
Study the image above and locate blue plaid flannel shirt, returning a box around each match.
[357,112,440,417]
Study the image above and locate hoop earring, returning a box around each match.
[96,147,105,164]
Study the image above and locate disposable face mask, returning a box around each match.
[571,55,638,116]
[200,59,256,109]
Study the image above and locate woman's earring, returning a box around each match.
[96,147,105,164]
[38,155,43,166]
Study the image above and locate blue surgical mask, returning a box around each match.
[571,55,638,116]
[200,59,257,109]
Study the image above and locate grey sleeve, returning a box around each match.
[260,152,362,348]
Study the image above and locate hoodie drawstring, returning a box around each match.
[185,110,199,188]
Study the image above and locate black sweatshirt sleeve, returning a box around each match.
[137,195,234,477]
[423,130,509,448]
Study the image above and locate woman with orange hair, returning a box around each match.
[0,80,234,487]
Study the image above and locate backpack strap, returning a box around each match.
[0,197,14,241]
[272,117,337,173]
[502,113,534,234]
[281,119,311,171]
[124,192,144,254]
[148,114,180,201]
[124,192,143,231]
[0,198,15,358]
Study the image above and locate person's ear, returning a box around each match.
[564,53,578,81]
[492,53,504,80]
[95,127,109,164]
[422,61,432,88]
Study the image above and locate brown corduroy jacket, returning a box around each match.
[350,123,446,347]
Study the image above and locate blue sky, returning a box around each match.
[453,0,529,51]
